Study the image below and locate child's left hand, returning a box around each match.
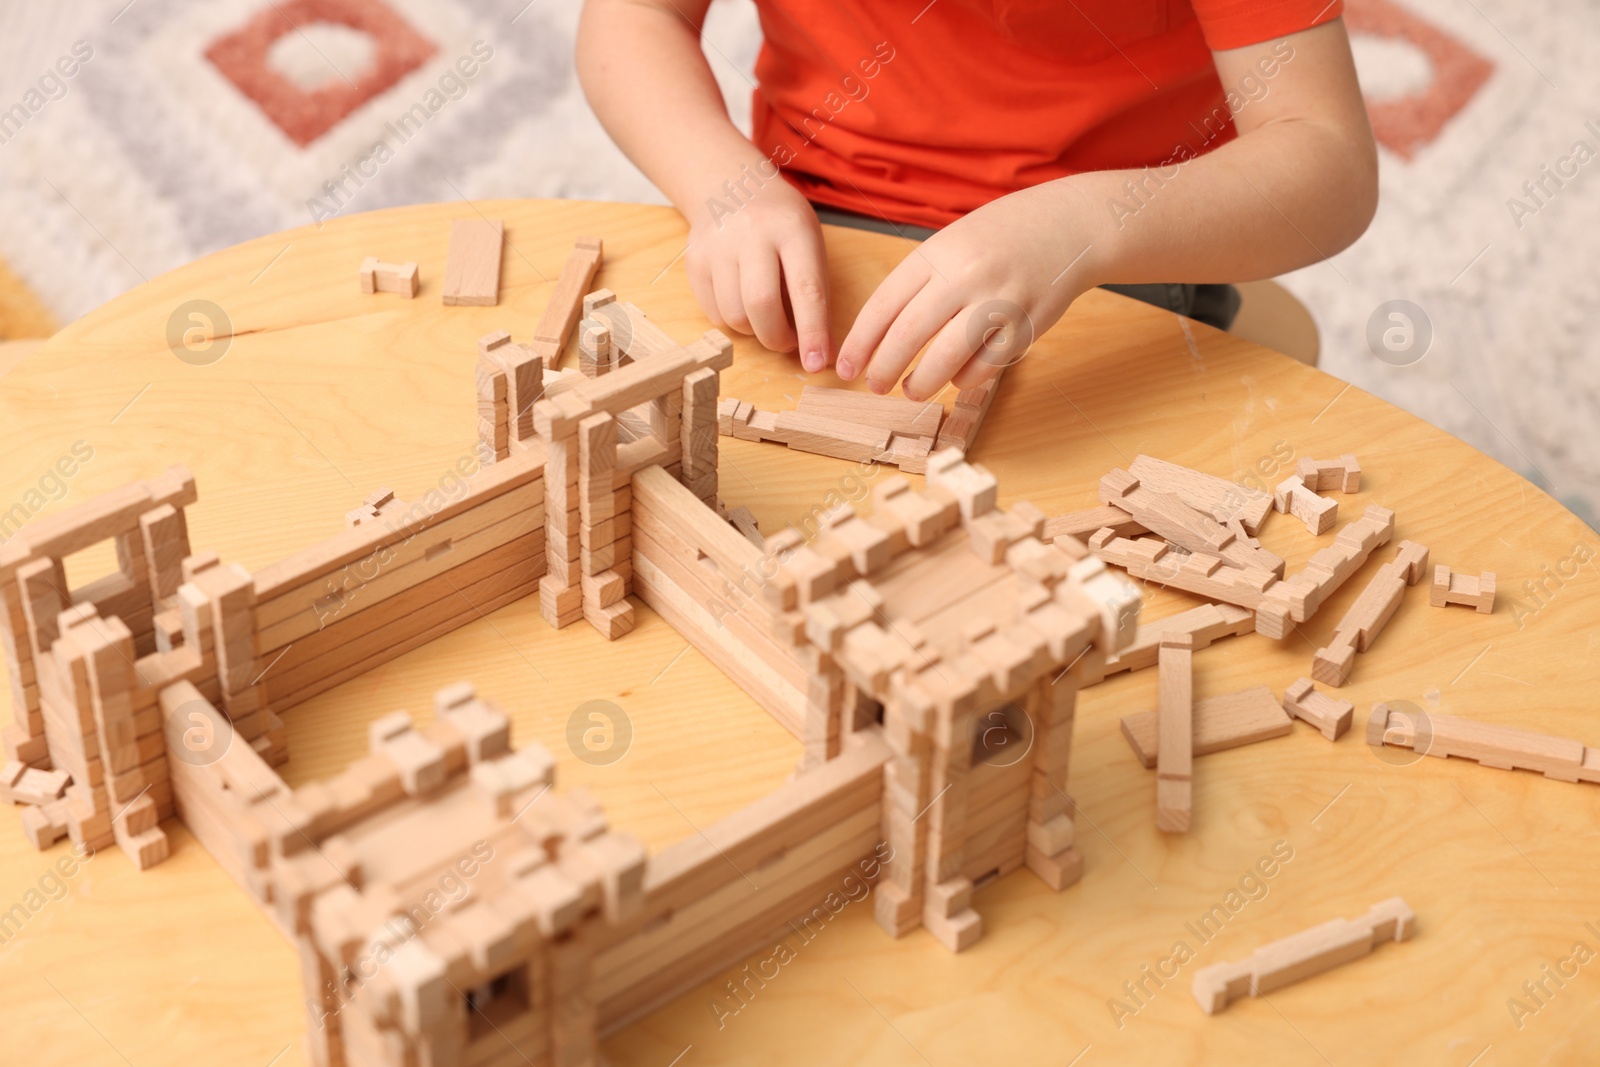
[833,182,1101,402]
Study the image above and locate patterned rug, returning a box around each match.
[0,0,1593,523]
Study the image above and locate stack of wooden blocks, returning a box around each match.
[755,448,1142,949]
[187,557,283,760]
[577,411,633,638]
[475,331,544,466]
[254,682,646,1066]
[541,414,585,630]
[532,317,733,641]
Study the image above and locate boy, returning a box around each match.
[576,1,1375,403]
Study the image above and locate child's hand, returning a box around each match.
[685,181,834,371]
[835,183,1098,402]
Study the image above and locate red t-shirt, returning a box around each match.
[748,0,1344,229]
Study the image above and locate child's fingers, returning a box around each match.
[949,351,1005,392]
[836,261,929,381]
[779,236,831,372]
[862,286,961,395]
[685,254,725,332]
[712,259,752,336]
[900,307,985,402]
[739,251,797,353]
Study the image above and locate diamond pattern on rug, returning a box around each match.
[205,0,437,147]
[1346,0,1495,161]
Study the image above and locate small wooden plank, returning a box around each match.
[1311,541,1428,686]
[1295,454,1361,494]
[1155,634,1193,832]
[1090,531,1280,613]
[1044,506,1146,544]
[1123,684,1291,768]
[1101,470,1285,577]
[1096,602,1255,681]
[1274,475,1338,536]
[773,411,892,462]
[797,385,943,437]
[1282,678,1353,741]
[1192,897,1414,1014]
[532,237,603,368]
[1367,703,1599,783]
[1128,455,1273,534]
[1256,505,1397,638]
[442,219,504,307]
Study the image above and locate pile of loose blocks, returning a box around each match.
[1024,443,1600,1010]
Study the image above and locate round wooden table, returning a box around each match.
[2,200,1596,1067]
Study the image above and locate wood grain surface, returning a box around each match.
[0,199,1596,1067]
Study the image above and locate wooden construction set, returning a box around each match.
[0,221,1571,1060]
[0,227,1150,1065]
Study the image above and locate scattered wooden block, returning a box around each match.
[1101,469,1284,577]
[1128,455,1273,534]
[1096,603,1254,681]
[1282,678,1353,741]
[1044,505,1146,545]
[1367,703,1600,783]
[359,256,418,298]
[1256,505,1396,639]
[1273,475,1338,535]
[1156,634,1193,833]
[1192,897,1415,1014]
[1429,565,1495,614]
[1295,454,1361,494]
[1121,685,1292,767]
[1311,540,1429,687]
[1089,531,1280,613]
[442,218,504,307]
[533,236,603,368]
[775,410,893,462]
[20,799,69,849]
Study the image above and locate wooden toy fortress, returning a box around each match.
[0,276,1141,1065]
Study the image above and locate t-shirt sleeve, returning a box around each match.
[1190,0,1345,52]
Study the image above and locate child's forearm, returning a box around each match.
[1058,116,1377,289]
[576,0,766,221]
[577,0,835,363]
[1054,20,1377,290]
[834,20,1375,399]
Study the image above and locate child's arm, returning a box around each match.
[836,19,1378,402]
[576,0,833,369]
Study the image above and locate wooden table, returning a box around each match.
[2,200,1596,1067]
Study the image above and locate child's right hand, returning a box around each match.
[684,180,833,372]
